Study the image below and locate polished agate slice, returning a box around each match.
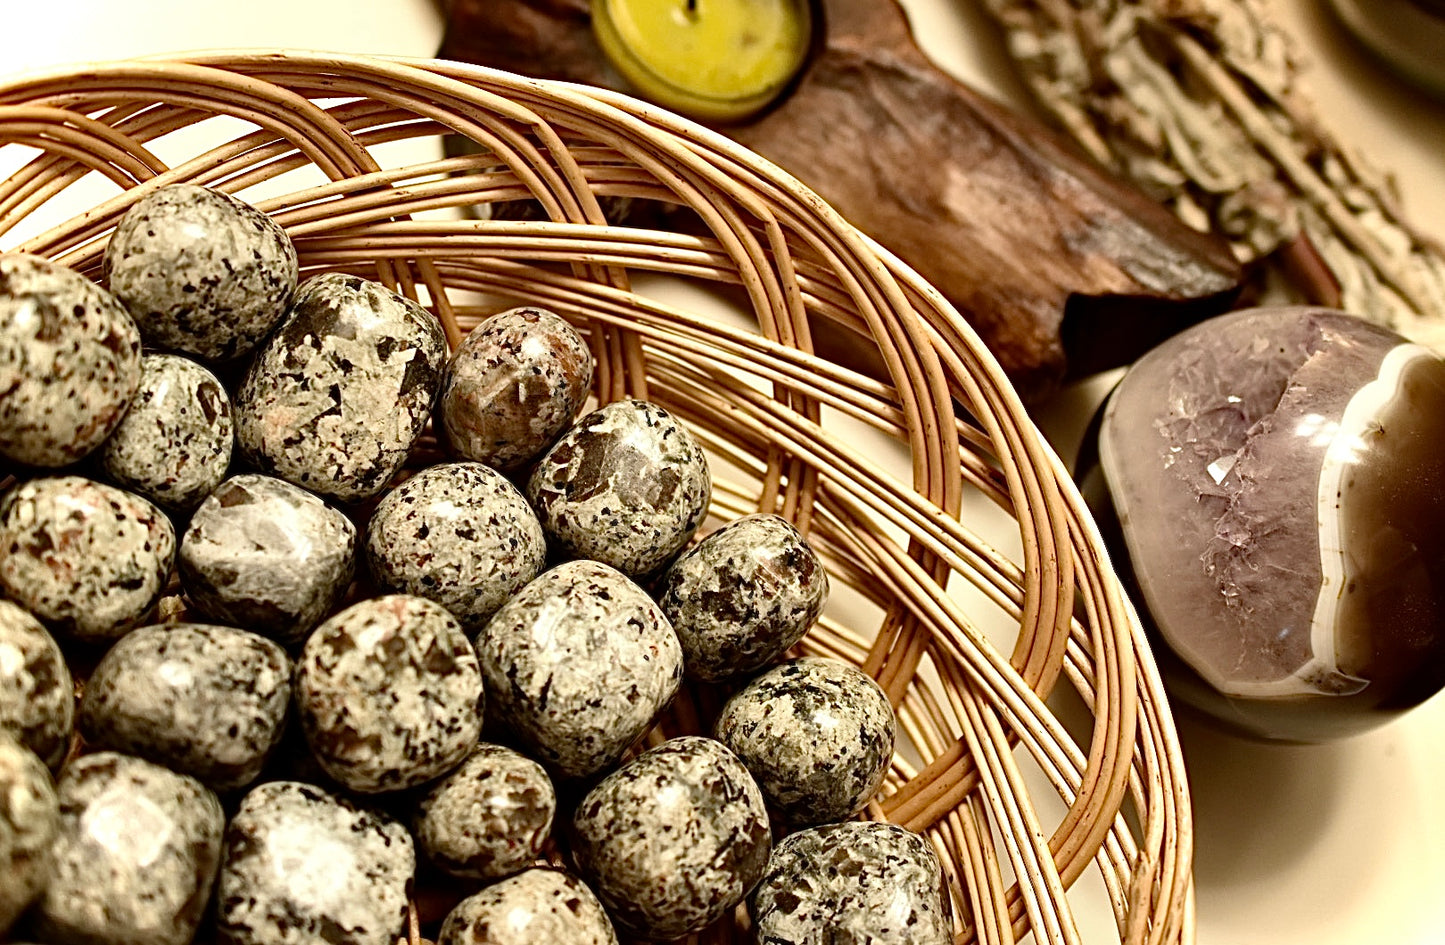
[1095,307,1445,741]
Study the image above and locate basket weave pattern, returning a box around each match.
[0,52,1192,944]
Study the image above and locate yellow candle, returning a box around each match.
[591,0,813,123]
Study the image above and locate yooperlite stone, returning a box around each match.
[415,742,556,880]
[438,868,618,945]
[104,183,297,362]
[33,752,224,945]
[658,513,829,680]
[438,306,594,470]
[749,821,951,944]
[296,594,484,793]
[234,272,447,502]
[526,398,711,576]
[475,560,683,779]
[0,253,141,467]
[78,623,292,792]
[715,657,895,826]
[0,599,73,770]
[366,462,547,630]
[98,352,234,511]
[179,473,357,646]
[0,476,175,642]
[215,780,414,945]
[0,736,58,936]
[1090,306,1445,741]
[570,736,771,941]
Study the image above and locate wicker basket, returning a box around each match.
[0,52,1192,944]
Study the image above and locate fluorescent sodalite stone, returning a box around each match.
[437,868,618,945]
[1092,306,1445,741]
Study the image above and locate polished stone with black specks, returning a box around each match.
[0,736,57,936]
[438,868,618,945]
[0,600,73,770]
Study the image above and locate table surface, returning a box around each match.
[3,2,1444,943]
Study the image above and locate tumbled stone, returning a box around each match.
[438,306,593,470]
[78,623,291,792]
[33,752,224,945]
[438,868,618,945]
[749,821,951,944]
[415,742,555,880]
[526,398,711,576]
[715,657,895,825]
[658,513,829,680]
[0,253,141,468]
[0,476,175,642]
[571,736,771,941]
[179,473,357,646]
[475,560,682,779]
[295,594,483,793]
[0,736,58,936]
[215,780,413,945]
[0,599,73,770]
[366,462,546,631]
[234,272,447,502]
[1089,306,1445,741]
[104,183,297,362]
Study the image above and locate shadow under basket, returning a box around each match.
[0,51,1192,945]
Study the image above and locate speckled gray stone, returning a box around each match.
[104,183,297,362]
[526,398,711,576]
[715,657,895,826]
[0,476,176,642]
[749,821,951,944]
[0,599,73,770]
[78,623,291,792]
[475,560,683,779]
[658,513,829,680]
[439,306,593,471]
[234,272,447,502]
[438,868,618,945]
[33,752,224,945]
[0,736,58,936]
[366,462,546,631]
[415,742,555,881]
[0,253,141,468]
[296,594,484,793]
[571,735,771,941]
[179,473,357,646]
[215,780,414,945]
[98,353,234,511]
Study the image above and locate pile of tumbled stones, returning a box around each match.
[0,184,952,944]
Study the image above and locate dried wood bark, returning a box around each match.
[978,0,1445,347]
[438,0,1243,401]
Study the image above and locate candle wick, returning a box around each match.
[684,0,698,18]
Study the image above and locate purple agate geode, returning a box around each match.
[1092,306,1445,742]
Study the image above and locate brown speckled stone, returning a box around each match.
[475,560,683,779]
[215,780,414,945]
[234,272,447,502]
[33,752,224,945]
[366,462,546,631]
[749,821,951,944]
[439,306,593,471]
[715,657,896,826]
[98,353,234,512]
[0,736,57,936]
[0,599,73,770]
[526,399,711,576]
[570,736,772,941]
[415,743,555,881]
[78,623,292,792]
[104,183,297,362]
[295,594,484,793]
[658,513,829,680]
[438,868,618,945]
[0,253,141,468]
[0,476,175,642]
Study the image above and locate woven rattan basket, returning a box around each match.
[0,51,1192,945]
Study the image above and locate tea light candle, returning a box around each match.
[591,0,812,123]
